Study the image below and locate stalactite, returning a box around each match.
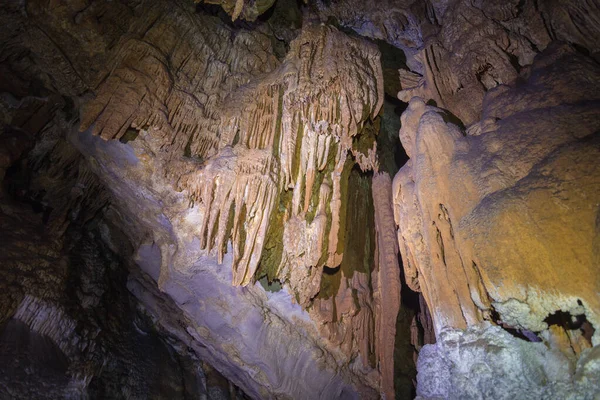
[178,148,279,286]
[371,172,401,399]
[179,24,383,291]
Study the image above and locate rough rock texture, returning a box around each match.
[389,3,600,397]
[315,0,435,72]
[1,0,408,397]
[0,134,244,399]
[398,0,600,125]
[393,43,600,342]
[199,0,277,21]
[416,323,600,400]
[320,0,600,126]
[3,0,600,398]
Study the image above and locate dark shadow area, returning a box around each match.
[376,39,408,98]
[0,320,71,398]
[323,265,341,275]
[319,166,375,300]
[439,109,466,131]
[373,36,410,176]
[398,261,420,313]
[258,275,283,292]
[386,94,410,170]
[488,308,542,342]
[3,157,53,224]
[119,127,139,144]
[426,99,467,132]
[544,309,595,345]
[394,254,434,399]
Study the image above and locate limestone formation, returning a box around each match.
[392,40,600,398]
[2,0,398,394]
[199,0,277,21]
[393,42,600,341]
[395,0,600,125]
[176,24,384,296]
[79,2,279,157]
[2,0,600,398]
[416,323,600,400]
[372,172,402,399]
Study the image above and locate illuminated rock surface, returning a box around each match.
[0,0,599,399]
[393,43,600,345]
[416,323,600,400]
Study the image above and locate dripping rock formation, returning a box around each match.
[1,0,599,399]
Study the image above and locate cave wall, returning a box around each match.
[0,112,244,399]
[1,0,391,398]
[383,1,600,398]
[1,0,600,399]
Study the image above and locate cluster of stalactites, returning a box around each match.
[195,24,383,291]
[178,147,279,286]
[78,9,384,294]
[80,3,278,161]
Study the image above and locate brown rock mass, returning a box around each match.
[372,172,402,399]
[393,43,600,343]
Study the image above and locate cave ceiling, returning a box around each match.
[1,0,599,399]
